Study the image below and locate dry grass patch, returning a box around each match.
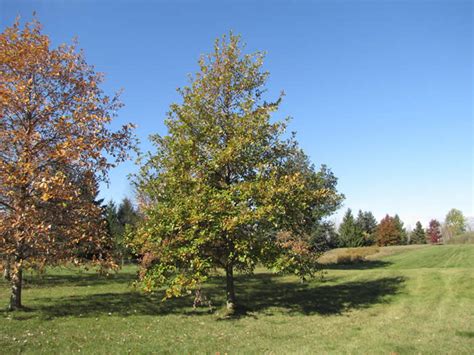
[319,246,380,265]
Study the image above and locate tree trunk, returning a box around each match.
[3,258,11,281]
[225,264,236,312]
[9,262,22,311]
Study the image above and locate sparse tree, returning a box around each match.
[444,208,466,240]
[0,19,134,310]
[130,34,343,312]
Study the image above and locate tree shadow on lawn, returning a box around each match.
[10,273,405,320]
[20,271,137,289]
[322,260,392,270]
[236,273,404,316]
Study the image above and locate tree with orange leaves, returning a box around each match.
[375,215,402,246]
[0,19,135,310]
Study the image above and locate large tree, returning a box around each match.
[0,19,134,310]
[131,34,343,312]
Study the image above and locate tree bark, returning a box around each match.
[225,263,236,312]
[9,261,22,311]
[3,257,11,281]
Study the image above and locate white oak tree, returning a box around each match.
[131,34,342,312]
[0,19,135,310]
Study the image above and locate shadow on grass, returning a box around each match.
[455,331,474,338]
[21,272,137,289]
[4,273,405,320]
[322,260,392,270]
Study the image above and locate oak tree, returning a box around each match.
[130,34,343,312]
[0,19,134,310]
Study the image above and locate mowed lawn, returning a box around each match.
[1,245,473,354]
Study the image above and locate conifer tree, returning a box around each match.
[311,220,339,251]
[356,210,377,245]
[105,198,139,262]
[338,209,365,247]
[394,214,408,245]
[410,221,426,244]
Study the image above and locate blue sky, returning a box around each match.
[1,0,472,227]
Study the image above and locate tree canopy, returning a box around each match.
[338,209,364,247]
[130,34,343,311]
[376,215,401,246]
[427,219,442,244]
[394,214,408,245]
[0,19,134,310]
[105,198,140,262]
[444,208,466,239]
[410,221,426,244]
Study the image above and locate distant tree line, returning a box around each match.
[311,208,468,249]
[104,198,141,264]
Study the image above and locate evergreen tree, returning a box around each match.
[117,198,140,261]
[410,221,426,244]
[338,209,365,247]
[311,220,339,251]
[394,214,408,245]
[105,201,121,240]
[106,198,139,262]
[356,210,377,245]
[117,198,139,229]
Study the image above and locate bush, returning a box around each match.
[445,232,474,245]
[335,247,380,264]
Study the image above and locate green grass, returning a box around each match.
[1,244,473,354]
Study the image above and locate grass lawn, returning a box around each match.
[1,244,473,354]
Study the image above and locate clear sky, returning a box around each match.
[1,0,472,228]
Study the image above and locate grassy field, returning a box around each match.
[1,244,473,354]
